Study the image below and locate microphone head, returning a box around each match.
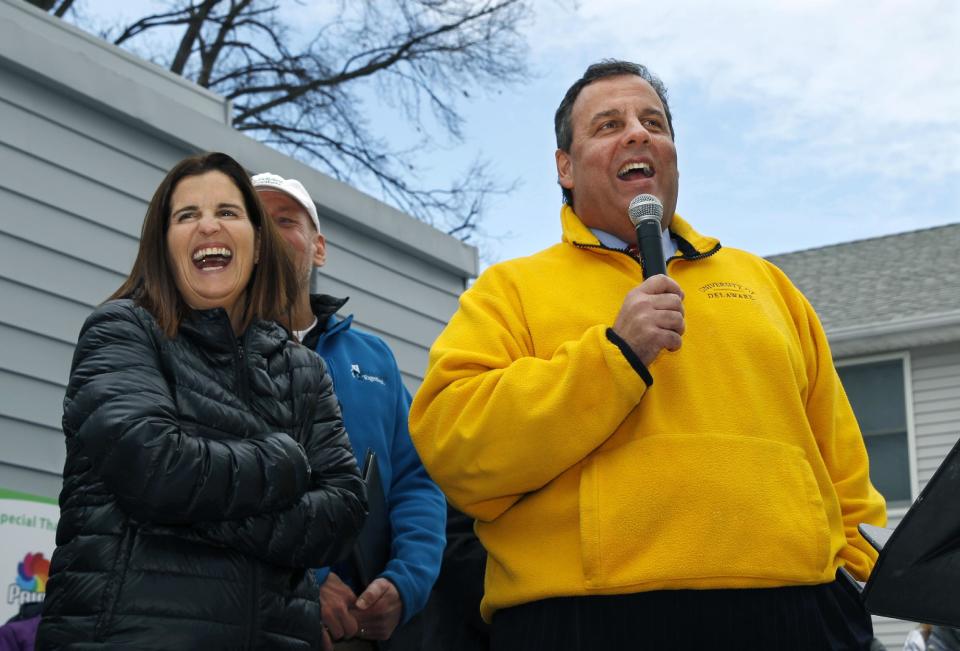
[628,194,663,227]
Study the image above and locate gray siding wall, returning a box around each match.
[0,59,168,498]
[873,616,913,650]
[0,0,474,499]
[910,344,960,489]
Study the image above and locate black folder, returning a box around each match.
[852,435,960,627]
[351,448,391,589]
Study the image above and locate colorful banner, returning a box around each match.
[0,488,58,622]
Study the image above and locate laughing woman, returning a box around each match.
[36,152,366,650]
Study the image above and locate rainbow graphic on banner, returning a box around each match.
[1,490,59,616]
[15,552,49,594]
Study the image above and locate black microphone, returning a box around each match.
[628,194,665,279]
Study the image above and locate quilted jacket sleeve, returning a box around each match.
[64,301,312,524]
[196,353,367,568]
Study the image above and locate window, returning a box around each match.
[836,357,913,507]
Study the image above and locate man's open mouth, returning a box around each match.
[192,247,233,271]
[617,161,655,180]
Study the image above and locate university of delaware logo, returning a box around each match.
[7,552,49,607]
[350,363,385,385]
[699,281,756,301]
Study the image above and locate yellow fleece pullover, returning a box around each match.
[410,208,886,622]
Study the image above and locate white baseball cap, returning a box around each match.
[251,172,321,233]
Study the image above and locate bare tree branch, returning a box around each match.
[26,0,75,13]
[170,0,221,74]
[235,1,523,124]
[113,5,199,46]
[24,0,57,10]
[53,0,74,17]
[34,0,533,242]
[197,0,254,86]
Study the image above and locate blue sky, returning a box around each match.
[83,0,959,264]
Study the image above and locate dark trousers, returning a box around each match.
[491,576,873,651]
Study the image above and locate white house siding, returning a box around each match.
[873,615,916,649]
[0,0,476,500]
[910,344,960,489]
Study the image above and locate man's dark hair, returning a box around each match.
[554,60,674,205]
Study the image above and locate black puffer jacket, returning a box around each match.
[37,300,366,650]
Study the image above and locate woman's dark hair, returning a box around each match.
[110,151,300,337]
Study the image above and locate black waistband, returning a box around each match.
[491,575,874,651]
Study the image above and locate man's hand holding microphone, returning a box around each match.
[612,194,685,367]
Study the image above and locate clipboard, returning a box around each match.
[850,436,960,627]
[351,448,391,589]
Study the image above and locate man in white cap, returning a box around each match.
[252,172,446,650]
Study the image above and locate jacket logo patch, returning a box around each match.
[351,363,385,385]
[699,281,756,301]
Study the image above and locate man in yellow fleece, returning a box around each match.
[409,60,887,650]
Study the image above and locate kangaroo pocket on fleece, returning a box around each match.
[578,433,831,589]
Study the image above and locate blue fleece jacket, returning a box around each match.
[310,306,446,624]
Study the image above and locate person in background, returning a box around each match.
[904,624,933,651]
[37,152,366,650]
[0,603,42,651]
[409,59,887,650]
[253,172,446,650]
